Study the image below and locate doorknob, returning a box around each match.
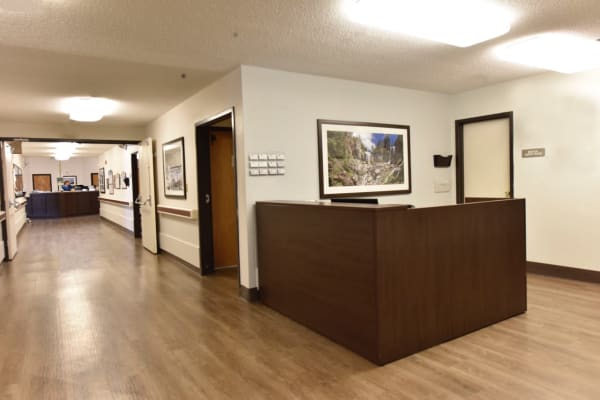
[205,194,211,204]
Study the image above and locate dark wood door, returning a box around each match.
[209,129,239,268]
[32,174,52,191]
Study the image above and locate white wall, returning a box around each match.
[452,68,600,271]
[23,156,99,192]
[146,68,245,269]
[98,145,139,231]
[240,66,454,288]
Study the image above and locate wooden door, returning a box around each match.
[91,173,99,187]
[33,174,52,191]
[209,129,239,268]
[456,112,514,203]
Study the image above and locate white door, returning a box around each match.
[463,117,512,202]
[1,142,18,259]
[137,138,158,253]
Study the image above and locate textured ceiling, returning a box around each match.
[0,0,599,127]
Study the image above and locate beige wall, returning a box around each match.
[146,68,246,275]
[453,68,600,271]
[98,145,139,231]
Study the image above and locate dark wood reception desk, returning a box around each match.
[256,199,527,365]
[26,191,99,218]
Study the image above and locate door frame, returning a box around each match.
[455,111,514,204]
[32,173,53,192]
[195,108,240,278]
[131,152,142,238]
[0,152,7,261]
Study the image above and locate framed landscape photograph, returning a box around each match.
[162,137,186,198]
[63,175,77,185]
[317,119,411,198]
[99,168,105,193]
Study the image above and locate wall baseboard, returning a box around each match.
[100,215,134,235]
[160,249,201,274]
[527,262,600,284]
[239,285,260,302]
[159,232,200,267]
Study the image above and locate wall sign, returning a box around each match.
[522,148,545,158]
[249,153,285,176]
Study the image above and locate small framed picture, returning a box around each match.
[162,137,186,198]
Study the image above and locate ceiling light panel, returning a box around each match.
[343,0,512,47]
[61,97,118,122]
[497,34,600,74]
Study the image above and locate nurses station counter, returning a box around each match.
[256,199,527,365]
[26,191,99,218]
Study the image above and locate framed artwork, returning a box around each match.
[162,137,186,198]
[317,119,411,198]
[115,172,121,189]
[107,169,114,195]
[63,176,77,185]
[99,168,105,193]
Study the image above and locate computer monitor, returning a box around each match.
[331,198,379,204]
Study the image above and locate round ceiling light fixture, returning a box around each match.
[62,97,118,122]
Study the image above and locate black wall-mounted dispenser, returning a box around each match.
[433,155,453,168]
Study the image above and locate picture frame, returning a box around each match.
[115,172,121,189]
[107,169,114,195]
[99,168,105,193]
[63,176,77,185]
[317,119,411,198]
[162,137,186,198]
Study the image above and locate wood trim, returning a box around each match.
[455,111,514,204]
[0,137,139,144]
[157,205,196,219]
[527,262,600,284]
[98,197,130,207]
[239,285,260,302]
[465,197,507,203]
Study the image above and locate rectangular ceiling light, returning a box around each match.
[344,0,512,47]
[497,34,600,74]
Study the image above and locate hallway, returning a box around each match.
[2,216,600,399]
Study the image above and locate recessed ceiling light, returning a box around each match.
[343,0,512,47]
[61,97,117,122]
[54,142,79,161]
[497,34,600,74]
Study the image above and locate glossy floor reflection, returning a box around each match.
[1,216,600,399]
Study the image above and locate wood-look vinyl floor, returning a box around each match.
[1,216,600,399]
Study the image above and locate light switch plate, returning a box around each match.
[268,154,277,160]
[277,168,286,175]
[268,168,278,175]
[268,161,277,168]
[258,161,268,168]
[434,181,451,193]
[249,161,259,168]
[277,161,286,167]
[249,169,260,176]
[277,154,285,160]
[259,168,268,175]
[259,153,268,160]
[249,154,259,161]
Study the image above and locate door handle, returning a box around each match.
[205,194,210,204]
[135,194,151,206]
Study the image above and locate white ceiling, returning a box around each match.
[21,142,115,158]
[0,0,599,127]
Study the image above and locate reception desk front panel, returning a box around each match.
[26,191,100,218]
[256,200,527,365]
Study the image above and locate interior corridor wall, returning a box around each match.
[240,66,454,288]
[98,145,139,231]
[452,69,600,271]
[146,68,247,279]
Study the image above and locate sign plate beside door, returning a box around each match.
[522,148,545,158]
